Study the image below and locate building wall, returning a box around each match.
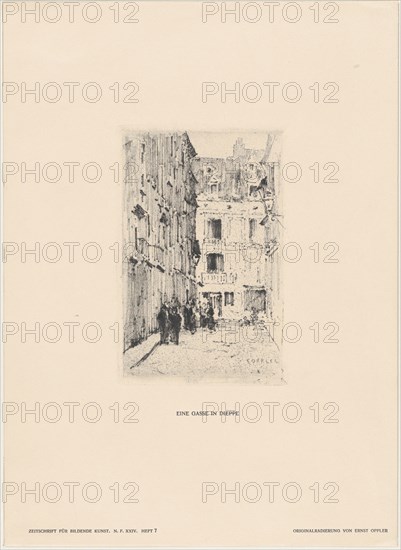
[123,132,199,349]
[192,137,281,321]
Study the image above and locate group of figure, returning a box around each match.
[156,302,182,345]
[240,307,259,327]
[157,298,216,345]
[198,300,216,330]
[183,300,197,334]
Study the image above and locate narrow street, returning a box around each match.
[123,132,283,384]
[124,323,283,384]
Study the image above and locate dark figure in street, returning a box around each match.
[199,301,206,328]
[169,306,182,345]
[157,304,170,344]
[183,301,191,331]
[189,299,197,334]
[250,307,259,325]
[207,301,215,331]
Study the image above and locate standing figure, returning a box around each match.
[250,307,259,325]
[157,303,170,344]
[217,294,223,318]
[189,299,197,334]
[206,300,215,331]
[169,306,182,345]
[183,301,191,331]
[199,300,206,328]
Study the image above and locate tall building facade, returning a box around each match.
[191,136,281,321]
[123,132,200,350]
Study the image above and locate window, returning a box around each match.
[210,184,218,194]
[141,143,145,163]
[206,253,224,273]
[224,292,234,306]
[244,289,266,312]
[249,185,258,197]
[249,219,257,240]
[208,219,222,239]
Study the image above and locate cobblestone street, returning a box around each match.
[124,323,283,384]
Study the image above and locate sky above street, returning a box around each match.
[188,131,270,158]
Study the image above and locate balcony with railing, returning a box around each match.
[203,237,224,253]
[204,237,222,245]
[201,272,237,284]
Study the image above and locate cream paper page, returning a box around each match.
[2,0,399,547]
